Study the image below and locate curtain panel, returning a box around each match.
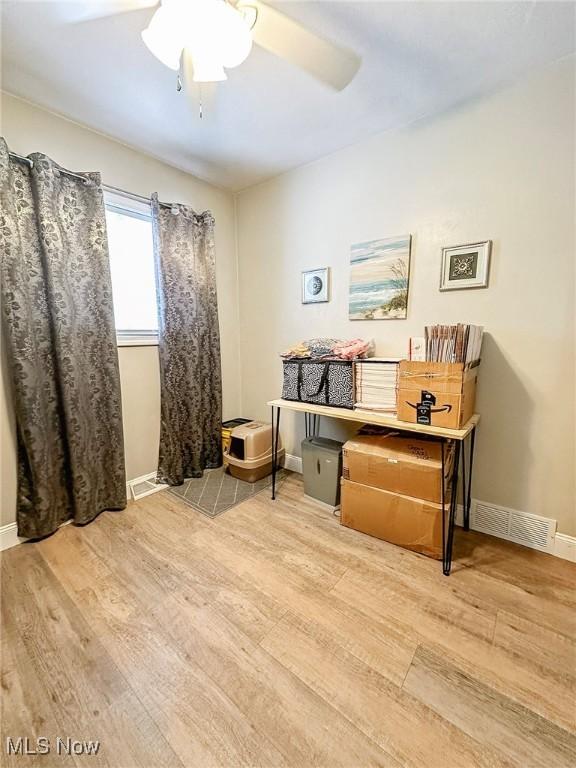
[0,139,126,538]
[151,194,222,485]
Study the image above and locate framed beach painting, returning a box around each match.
[349,235,411,320]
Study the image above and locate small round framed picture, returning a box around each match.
[440,241,492,291]
[302,267,330,303]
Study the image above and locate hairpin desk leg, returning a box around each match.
[271,405,281,500]
[443,439,460,576]
[445,442,460,574]
[460,439,467,531]
[464,426,476,530]
[441,439,446,573]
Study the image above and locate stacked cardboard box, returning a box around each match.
[340,431,453,559]
[397,360,478,429]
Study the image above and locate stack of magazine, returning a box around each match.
[354,358,402,413]
[424,324,483,364]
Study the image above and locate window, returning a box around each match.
[104,191,158,345]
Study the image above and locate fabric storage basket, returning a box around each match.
[282,359,354,409]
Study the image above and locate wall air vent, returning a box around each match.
[129,475,167,501]
[471,501,556,553]
[472,503,509,537]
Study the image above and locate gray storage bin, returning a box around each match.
[301,436,343,506]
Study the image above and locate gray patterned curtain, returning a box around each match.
[151,193,222,485]
[0,139,126,539]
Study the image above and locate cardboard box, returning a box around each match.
[340,479,445,559]
[397,360,478,429]
[343,432,453,504]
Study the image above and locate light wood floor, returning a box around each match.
[1,473,575,767]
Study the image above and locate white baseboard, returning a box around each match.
[284,453,303,473]
[554,533,576,563]
[4,460,575,563]
[0,518,74,553]
[126,471,155,498]
[425,500,574,561]
[0,522,26,552]
[283,455,576,562]
[0,471,161,554]
[126,471,166,501]
[455,503,464,527]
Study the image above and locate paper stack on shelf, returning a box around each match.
[354,358,402,413]
[424,324,483,364]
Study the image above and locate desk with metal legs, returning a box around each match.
[268,398,479,576]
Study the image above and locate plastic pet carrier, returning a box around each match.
[222,418,253,466]
[226,421,284,483]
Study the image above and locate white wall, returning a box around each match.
[236,57,576,536]
[2,59,575,537]
[0,92,241,526]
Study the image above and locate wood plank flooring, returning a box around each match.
[1,473,575,767]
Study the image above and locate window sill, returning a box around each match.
[117,333,158,347]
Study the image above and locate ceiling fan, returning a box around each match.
[62,0,361,96]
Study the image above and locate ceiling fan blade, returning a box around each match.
[239,0,360,90]
[58,0,157,24]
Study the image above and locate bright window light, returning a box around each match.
[105,193,158,345]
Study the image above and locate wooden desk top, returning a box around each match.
[267,398,479,440]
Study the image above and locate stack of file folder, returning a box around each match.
[354,358,402,413]
[424,324,483,364]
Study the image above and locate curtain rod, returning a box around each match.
[102,182,174,210]
[9,150,89,184]
[8,151,174,209]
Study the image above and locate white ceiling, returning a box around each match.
[2,1,575,190]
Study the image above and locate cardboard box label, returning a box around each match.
[416,402,431,425]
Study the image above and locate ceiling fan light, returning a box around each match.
[180,0,252,72]
[217,2,253,69]
[191,56,228,83]
[141,5,184,71]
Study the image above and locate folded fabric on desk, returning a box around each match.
[281,337,374,360]
[333,338,375,360]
